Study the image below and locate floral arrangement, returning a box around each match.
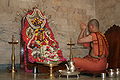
[21,8,66,72]
[31,18,44,26]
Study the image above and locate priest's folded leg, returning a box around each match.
[72,56,107,72]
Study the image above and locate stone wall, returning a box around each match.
[0,0,95,64]
[95,0,120,33]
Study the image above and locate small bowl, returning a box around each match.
[108,69,116,78]
[116,68,120,77]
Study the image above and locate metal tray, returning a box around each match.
[59,70,80,75]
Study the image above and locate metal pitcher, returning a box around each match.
[69,61,75,72]
[108,69,116,78]
[116,68,120,77]
[65,61,75,72]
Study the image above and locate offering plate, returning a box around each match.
[37,61,62,79]
[59,70,80,79]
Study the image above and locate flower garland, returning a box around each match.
[21,8,66,72]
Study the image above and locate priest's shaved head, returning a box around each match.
[87,19,99,32]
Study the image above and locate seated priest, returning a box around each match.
[72,19,109,72]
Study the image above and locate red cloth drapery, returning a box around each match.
[21,9,66,72]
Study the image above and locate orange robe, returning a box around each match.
[72,32,109,72]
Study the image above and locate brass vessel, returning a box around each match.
[8,35,18,73]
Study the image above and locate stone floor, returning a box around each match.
[0,70,120,80]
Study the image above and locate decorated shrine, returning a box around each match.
[21,8,66,72]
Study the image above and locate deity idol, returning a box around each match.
[21,8,66,72]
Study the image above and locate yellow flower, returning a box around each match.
[35,33,38,36]
[36,40,40,44]
[45,40,48,44]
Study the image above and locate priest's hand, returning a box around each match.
[80,23,87,31]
